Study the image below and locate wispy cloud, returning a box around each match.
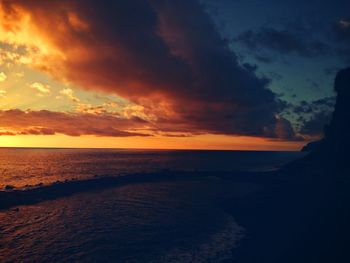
[0,89,6,98]
[30,82,51,95]
[0,72,7,82]
[59,88,80,102]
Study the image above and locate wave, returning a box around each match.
[0,170,274,211]
[156,215,245,263]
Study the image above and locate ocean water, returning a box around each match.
[0,149,305,262]
[0,148,305,189]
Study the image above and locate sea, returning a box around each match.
[0,148,305,262]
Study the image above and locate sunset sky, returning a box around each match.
[0,0,349,150]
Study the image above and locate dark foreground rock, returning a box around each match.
[301,140,323,152]
[227,68,350,262]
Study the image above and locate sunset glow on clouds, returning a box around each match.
[1,0,345,150]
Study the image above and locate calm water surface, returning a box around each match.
[0,148,305,188]
[0,149,305,262]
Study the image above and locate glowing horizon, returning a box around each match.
[0,134,305,151]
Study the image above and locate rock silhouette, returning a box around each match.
[323,67,350,168]
[300,67,350,171]
[301,140,322,152]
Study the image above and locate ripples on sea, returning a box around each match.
[0,148,304,189]
[0,148,305,262]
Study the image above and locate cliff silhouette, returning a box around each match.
[233,69,350,262]
[294,67,350,172]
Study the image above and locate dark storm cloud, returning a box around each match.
[274,116,303,141]
[0,0,299,139]
[299,111,333,137]
[292,97,336,114]
[235,17,350,64]
[285,96,336,137]
[312,96,337,108]
[235,27,331,58]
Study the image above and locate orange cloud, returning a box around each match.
[30,82,50,94]
[0,71,6,81]
[0,109,151,137]
[0,0,300,140]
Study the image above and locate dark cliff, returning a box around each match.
[292,67,350,172]
[321,67,350,169]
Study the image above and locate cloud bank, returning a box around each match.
[0,109,150,137]
[0,0,298,139]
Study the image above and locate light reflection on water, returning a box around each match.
[0,148,305,188]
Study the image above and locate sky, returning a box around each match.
[0,0,348,150]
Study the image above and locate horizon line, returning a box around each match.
[0,146,301,152]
